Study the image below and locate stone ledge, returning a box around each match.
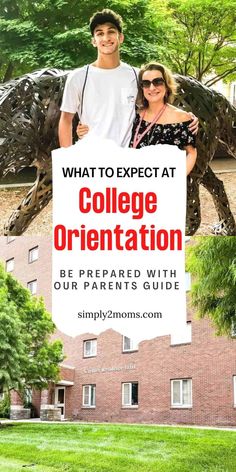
[40,406,61,421]
[10,407,31,420]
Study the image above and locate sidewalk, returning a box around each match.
[1,418,236,431]
[210,157,236,173]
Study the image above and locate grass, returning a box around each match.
[0,422,236,471]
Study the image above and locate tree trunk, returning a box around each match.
[3,62,14,82]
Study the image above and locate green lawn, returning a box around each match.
[0,423,236,472]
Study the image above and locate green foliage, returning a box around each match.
[186,237,236,335]
[0,264,64,393]
[0,0,171,81]
[0,283,25,391]
[162,0,236,84]
[0,392,10,418]
[0,0,234,84]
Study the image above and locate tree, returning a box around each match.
[186,237,236,336]
[0,264,63,394]
[2,0,234,85]
[161,0,236,85]
[0,0,169,82]
[0,286,26,391]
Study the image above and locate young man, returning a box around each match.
[59,9,138,148]
[59,9,197,148]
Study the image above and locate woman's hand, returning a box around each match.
[188,113,199,135]
[185,145,197,175]
[76,123,89,139]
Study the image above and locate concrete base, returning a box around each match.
[10,407,31,420]
[40,405,61,421]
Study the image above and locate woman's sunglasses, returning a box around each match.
[140,77,166,88]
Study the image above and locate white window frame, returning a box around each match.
[171,379,192,408]
[122,382,138,407]
[24,388,32,404]
[82,385,96,408]
[6,258,14,272]
[27,279,37,295]
[55,386,66,419]
[231,321,236,338]
[233,376,236,407]
[28,246,39,263]
[83,339,97,358]
[123,336,138,352]
[231,82,236,107]
[185,272,191,292]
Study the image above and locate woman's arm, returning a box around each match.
[185,145,197,175]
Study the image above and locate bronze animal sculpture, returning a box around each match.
[0,69,235,236]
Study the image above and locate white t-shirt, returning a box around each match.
[60,62,139,147]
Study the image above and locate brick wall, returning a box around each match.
[1,236,236,426]
[0,236,52,311]
[51,320,236,426]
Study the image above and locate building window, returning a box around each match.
[28,246,39,263]
[123,336,138,352]
[27,279,37,295]
[7,236,15,243]
[24,388,32,405]
[82,385,96,407]
[231,321,236,338]
[185,272,191,292]
[83,339,97,357]
[233,376,236,407]
[5,258,14,272]
[232,83,236,107]
[171,379,192,408]
[122,382,138,407]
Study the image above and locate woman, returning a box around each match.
[77,62,197,175]
[130,62,197,175]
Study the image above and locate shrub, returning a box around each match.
[0,393,10,418]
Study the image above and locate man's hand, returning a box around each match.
[77,123,90,139]
[188,112,199,135]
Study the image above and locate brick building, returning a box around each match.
[0,236,236,426]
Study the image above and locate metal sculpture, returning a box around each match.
[0,69,235,235]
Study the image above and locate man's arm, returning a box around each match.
[188,112,199,135]
[58,111,75,147]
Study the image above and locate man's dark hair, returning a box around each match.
[89,9,123,35]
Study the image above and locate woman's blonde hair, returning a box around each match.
[136,62,178,109]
